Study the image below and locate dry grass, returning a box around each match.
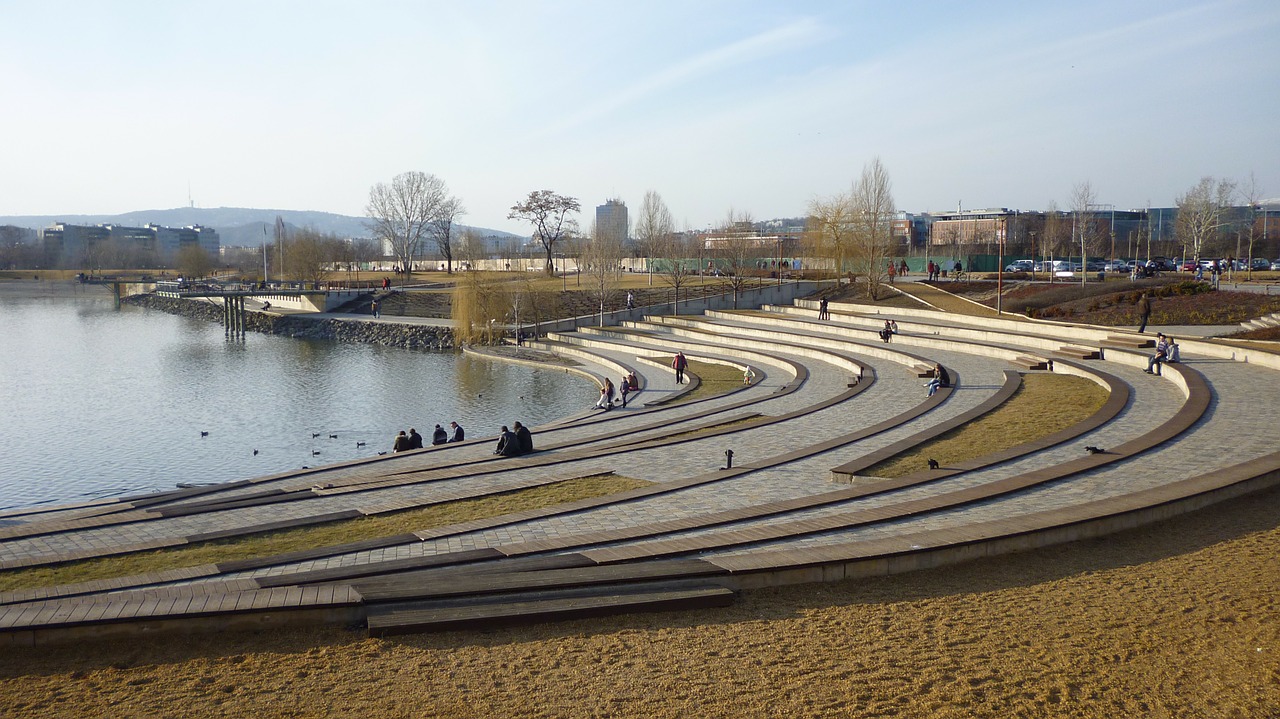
[0,474,650,593]
[2,483,1277,718]
[864,373,1110,477]
[672,358,751,403]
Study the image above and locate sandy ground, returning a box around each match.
[1,483,1277,719]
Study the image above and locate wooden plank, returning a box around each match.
[367,585,735,637]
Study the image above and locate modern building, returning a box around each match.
[595,199,629,245]
[38,222,219,267]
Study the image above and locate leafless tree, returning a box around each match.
[581,222,626,326]
[633,190,673,261]
[1176,176,1237,264]
[850,158,896,299]
[287,227,342,286]
[1239,172,1265,275]
[806,191,855,283]
[349,237,381,282]
[429,196,466,274]
[508,190,580,275]
[176,245,214,279]
[636,190,693,307]
[715,208,760,308]
[367,171,448,283]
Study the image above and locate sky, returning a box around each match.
[2,0,1278,235]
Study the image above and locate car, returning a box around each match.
[1104,260,1130,273]
[1250,258,1270,271]
[1271,259,1280,271]
[1004,259,1034,272]
[1181,260,1198,272]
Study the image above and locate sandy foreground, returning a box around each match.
[0,485,1277,719]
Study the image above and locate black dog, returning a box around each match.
[927,458,940,470]
[1085,446,1105,454]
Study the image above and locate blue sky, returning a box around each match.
[2,0,1277,234]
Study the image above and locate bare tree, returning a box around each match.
[581,222,626,326]
[1176,176,1237,264]
[508,190,580,275]
[850,158,896,299]
[1240,172,1265,275]
[429,196,465,273]
[633,190,673,260]
[1069,181,1098,287]
[349,237,381,282]
[806,191,855,283]
[288,227,342,286]
[636,190,693,307]
[715,208,759,308]
[367,171,448,284]
[176,245,214,279]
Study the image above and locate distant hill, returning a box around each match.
[0,207,523,247]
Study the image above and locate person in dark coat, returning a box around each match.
[924,363,951,397]
[494,426,520,456]
[448,421,464,442]
[407,428,423,449]
[431,424,448,445]
[1136,293,1152,333]
[513,421,533,455]
[672,351,688,384]
[393,430,412,453]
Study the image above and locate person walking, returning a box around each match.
[887,261,896,285]
[626,292,634,310]
[1136,293,1152,333]
[448,421,464,442]
[672,351,688,384]
[370,299,380,318]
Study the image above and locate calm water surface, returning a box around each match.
[0,293,589,510]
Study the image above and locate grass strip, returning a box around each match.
[863,373,1109,478]
[0,473,651,593]
[654,357,747,403]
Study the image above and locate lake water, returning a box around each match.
[0,290,590,511]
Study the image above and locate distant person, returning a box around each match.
[952,260,963,280]
[626,291,634,310]
[448,421,465,442]
[899,259,909,277]
[494,425,520,456]
[407,428,423,449]
[595,384,612,410]
[261,301,271,311]
[513,421,533,455]
[743,366,756,385]
[619,376,631,408]
[370,299,380,318]
[1136,293,1152,333]
[672,351,688,384]
[627,371,639,392]
[604,378,615,407]
[880,320,893,343]
[924,363,951,397]
[887,261,896,285]
[392,430,411,453]
[818,297,829,320]
[1165,336,1181,363]
[431,424,448,445]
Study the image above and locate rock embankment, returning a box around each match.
[124,294,455,350]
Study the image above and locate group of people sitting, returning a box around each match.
[392,421,464,452]
[595,371,640,410]
[878,319,899,343]
[1145,333,1180,375]
[494,422,534,456]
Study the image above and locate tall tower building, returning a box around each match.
[595,198,629,245]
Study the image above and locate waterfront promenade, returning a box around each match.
[1,285,1277,643]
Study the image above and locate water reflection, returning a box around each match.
[0,296,589,510]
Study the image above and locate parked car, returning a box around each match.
[1271,259,1280,271]
[1004,259,1034,272]
[1180,260,1198,272]
[1250,258,1270,270]
[1104,260,1130,273]
[1146,257,1177,272]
